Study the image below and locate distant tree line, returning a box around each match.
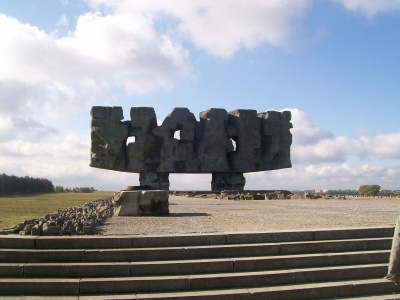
[305,186,396,197]
[326,189,358,196]
[0,173,55,195]
[54,186,96,193]
[0,173,97,196]
[380,190,400,197]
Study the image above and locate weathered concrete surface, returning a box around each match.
[98,196,400,236]
[90,107,292,190]
[90,107,129,171]
[114,190,169,216]
[139,172,170,190]
[211,173,246,192]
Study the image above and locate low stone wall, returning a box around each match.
[170,190,293,200]
[1,197,114,236]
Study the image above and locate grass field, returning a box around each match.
[0,191,114,229]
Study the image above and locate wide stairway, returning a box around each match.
[1,227,399,299]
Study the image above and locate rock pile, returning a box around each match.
[220,190,292,200]
[170,190,293,200]
[1,197,114,236]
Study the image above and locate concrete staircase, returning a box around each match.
[1,227,399,299]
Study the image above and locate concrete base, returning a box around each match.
[211,172,246,191]
[139,172,170,190]
[114,190,169,216]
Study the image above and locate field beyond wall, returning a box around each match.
[0,191,114,229]
[2,192,400,235]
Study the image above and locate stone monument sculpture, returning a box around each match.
[90,107,292,192]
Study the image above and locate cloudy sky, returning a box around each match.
[0,0,399,191]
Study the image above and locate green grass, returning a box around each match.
[0,191,114,229]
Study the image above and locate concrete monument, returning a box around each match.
[90,107,292,191]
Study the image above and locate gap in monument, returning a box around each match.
[230,138,237,151]
[126,136,136,146]
[174,130,181,140]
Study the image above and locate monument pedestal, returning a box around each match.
[211,172,246,192]
[114,190,169,216]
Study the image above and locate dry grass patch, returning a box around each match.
[0,191,114,229]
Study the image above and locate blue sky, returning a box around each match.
[0,0,399,191]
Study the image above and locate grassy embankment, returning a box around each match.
[0,191,114,229]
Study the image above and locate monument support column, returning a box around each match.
[211,172,246,192]
[139,172,170,190]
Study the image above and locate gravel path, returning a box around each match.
[98,196,400,236]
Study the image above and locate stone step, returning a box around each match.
[0,227,396,298]
[0,237,392,263]
[0,227,394,249]
[335,294,400,300]
[0,263,390,295]
[1,291,399,300]
[0,291,399,300]
[0,284,398,300]
[0,250,390,278]
[84,264,391,294]
[132,279,399,300]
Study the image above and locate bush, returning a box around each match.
[357,185,381,196]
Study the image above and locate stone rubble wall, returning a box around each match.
[170,190,294,200]
[170,191,351,200]
[1,197,114,236]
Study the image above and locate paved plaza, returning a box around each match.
[99,196,400,235]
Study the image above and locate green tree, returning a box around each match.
[55,185,65,193]
[357,185,382,196]
[79,187,92,193]
[0,174,5,195]
[0,173,55,195]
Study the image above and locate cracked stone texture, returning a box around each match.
[114,190,169,216]
[98,196,400,236]
[90,107,292,174]
[90,106,129,171]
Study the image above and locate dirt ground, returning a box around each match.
[98,196,400,236]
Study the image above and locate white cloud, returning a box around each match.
[360,133,400,159]
[0,131,136,190]
[290,108,333,146]
[52,14,70,37]
[288,108,400,164]
[0,10,191,143]
[56,15,68,28]
[170,174,210,190]
[0,12,190,89]
[333,0,400,17]
[292,135,367,164]
[0,78,95,118]
[246,163,400,190]
[0,116,59,143]
[88,0,311,58]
